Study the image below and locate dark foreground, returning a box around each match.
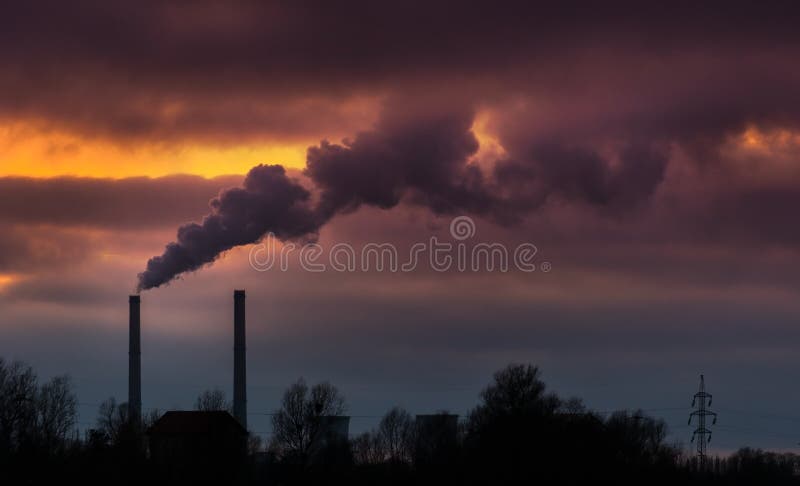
[1,359,797,485]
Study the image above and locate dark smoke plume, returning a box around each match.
[137,106,667,290]
[137,108,491,290]
[136,165,318,291]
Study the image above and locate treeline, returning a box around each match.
[1,357,798,485]
[0,359,77,464]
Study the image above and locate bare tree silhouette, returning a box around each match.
[0,359,38,453]
[96,397,130,444]
[195,388,231,413]
[269,378,346,463]
[352,406,414,465]
[36,375,77,450]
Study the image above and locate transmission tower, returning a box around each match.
[688,374,717,469]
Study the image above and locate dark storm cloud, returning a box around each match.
[0,224,91,273]
[487,55,800,170]
[494,142,670,212]
[0,175,242,228]
[3,1,799,78]
[2,1,800,141]
[674,185,800,246]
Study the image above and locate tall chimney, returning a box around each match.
[128,295,142,425]
[233,290,247,429]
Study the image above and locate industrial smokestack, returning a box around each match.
[128,295,142,425]
[233,290,247,429]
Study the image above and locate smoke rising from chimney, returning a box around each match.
[137,103,666,290]
[136,107,489,290]
[136,165,319,291]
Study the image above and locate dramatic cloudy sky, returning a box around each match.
[3,1,800,451]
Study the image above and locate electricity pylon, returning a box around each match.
[688,374,717,469]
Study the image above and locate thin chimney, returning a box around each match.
[128,295,142,425]
[233,290,247,429]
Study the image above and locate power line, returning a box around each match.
[717,407,800,424]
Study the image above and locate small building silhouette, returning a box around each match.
[147,411,247,480]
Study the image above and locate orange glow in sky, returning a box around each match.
[0,274,19,292]
[740,126,800,151]
[2,109,509,179]
[0,123,310,178]
[470,111,508,166]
